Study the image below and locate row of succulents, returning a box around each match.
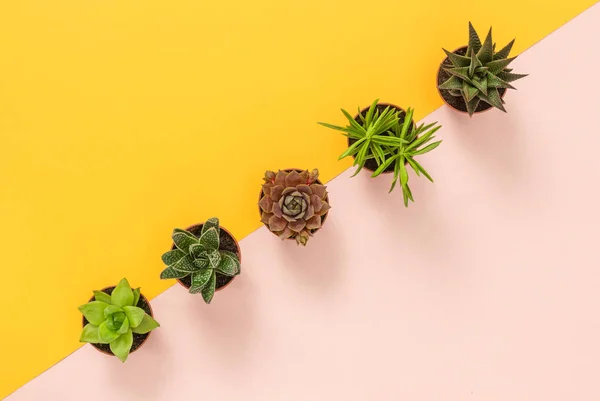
[78,22,526,362]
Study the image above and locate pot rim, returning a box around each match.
[174,223,241,292]
[82,286,154,357]
[436,45,507,116]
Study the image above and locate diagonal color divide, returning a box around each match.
[6,3,600,399]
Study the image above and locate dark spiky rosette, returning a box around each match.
[439,22,528,116]
[259,169,330,246]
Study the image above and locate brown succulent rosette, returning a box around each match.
[258,169,330,246]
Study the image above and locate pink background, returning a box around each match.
[7,4,600,401]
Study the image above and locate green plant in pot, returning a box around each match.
[437,22,528,116]
[160,217,241,304]
[78,278,160,362]
[259,168,330,246]
[319,99,442,206]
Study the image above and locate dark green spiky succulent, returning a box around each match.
[439,22,528,116]
[160,217,241,304]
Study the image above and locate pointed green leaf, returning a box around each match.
[111,278,134,307]
[193,256,209,269]
[207,249,221,269]
[411,141,442,156]
[469,48,482,77]
[161,249,186,265]
[486,57,516,74]
[110,330,133,363]
[371,154,397,177]
[122,306,145,328]
[408,157,434,182]
[199,227,219,251]
[93,290,111,305]
[443,66,472,83]
[494,39,515,60]
[131,313,160,334]
[216,251,240,276]
[201,273,217,304]
[78,301,109,326]
[103,304,123,318]
[98,321,121,343]
[172,229,198,252]
[317,121,354,134]
[496,71,528,83]
[117,316,130,335]
[171,254,198,272]
[478,87,506,112]
[465,96,480,117]
[463,82,478,102]
[471,76,488,95]
[338,137,366,160]
[467,22,482,53]
[442,48,470,67]
[160,265,190,279]
[189,268,213,294]
[201,218,219,236]
[364,99,379,126]
[132,288,141,307]
[80,323,101,343]
[341,109,368,133]
[399,158,408,188]
[438,75,463,91]
[476,27,493,63]
[486,72,515,89]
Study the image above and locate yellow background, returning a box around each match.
[0,0,595,397]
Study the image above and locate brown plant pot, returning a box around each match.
[349,103,415,174]
[437,46,507,115]
[82,286,154,357]
[172,223,241,292]
[258,168,330,241]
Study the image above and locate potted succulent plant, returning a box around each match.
[78,278,160,362]
[258,168,330,246]
[437,22,528,116]
[319,99,442,206]
[160,217,241,304]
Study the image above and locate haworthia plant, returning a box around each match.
[78,278,160,362]
[438,22,528,116]
[160,217,241,304]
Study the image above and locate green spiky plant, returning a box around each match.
[318,99,400,177]
[79,278,160,362]
[319,100,442,206]
[438,22,528,116]
[372,108,442,206]
[160,217,241,304]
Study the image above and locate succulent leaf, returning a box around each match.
[132,288,141,307]
[78,301,109,326]
[199,227,219,251]
[98,321,121,343]
[467,21,482,54]
[131,314,160,334]
[160,265,189,279]
[201,273,217,304]
[217,251,240,276]
[93,291,112,304]
[201,217,219,236]
[189,269,213,294]
[122,306,145,328]
[170,254,198,273]
[207,249,222,269]
[172,229,199,252]
[110,330,133,363]
[80,323,102,343]
[111,278,134,307]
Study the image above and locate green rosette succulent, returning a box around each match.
[160,217,241,304]
[78,278,160,362]
[439,22,528,116]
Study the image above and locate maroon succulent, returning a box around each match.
[259,169,330,246]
